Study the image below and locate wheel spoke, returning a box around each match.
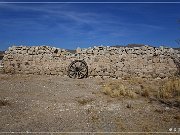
[68,60,88,79]
[77,71,81,78]
[69,71,76,78]
[75,71,78,78]
[79,64,86,71]
[69,71,75,75]
[80,67,87,72]
[77,62,81,67]
[79,71,85,77]
[72,63,77,68]
[69,68,75,72]
[80,62,84,67]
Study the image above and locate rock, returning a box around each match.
[76,47,81,54]
[2,45,179,78]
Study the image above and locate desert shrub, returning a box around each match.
[127,77,146,85]
[0,99,10,106]
[156,78,180,99]
[76,97,94,105]
[102,81,136,98]
[141,88,150,98]
[132,84,151,98]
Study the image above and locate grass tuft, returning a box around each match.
[76,97,94,105]
[0,99,10,107]
[102,81,137,98]
[101,77,180,108]
[156,78,180,99]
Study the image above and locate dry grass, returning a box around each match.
[126,77,146,85]
[0,99,10,107]
[76,83,86,88]
[127,77,180,101]
[156,78,180,99]
[101,77,180,107]
[114,117,125,131]
[76,97,94,105]
[126,102,133,109]
[141,88,150,97]
[139,85,152,98]
[174,115,180,120]
[102,80,137,98]
[0,75,9,80]
[154,108,164,114]
[86,107,100,123]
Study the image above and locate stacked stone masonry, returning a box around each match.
[2,45,180,78]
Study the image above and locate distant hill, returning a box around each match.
[174,48,180,51]
[0,51,4,56]
[0,51,4,60]
[112,44,180,50]
[0,51,4,54]
[67,49,76,54]
[112,44,153,48]
[126,44,147,48]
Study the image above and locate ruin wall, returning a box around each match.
[2,45,180,78]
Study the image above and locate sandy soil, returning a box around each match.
[0,74,179,134]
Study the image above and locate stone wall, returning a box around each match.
[2,45,180,78]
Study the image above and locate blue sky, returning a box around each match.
[0,0,180,50]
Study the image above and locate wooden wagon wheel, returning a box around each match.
[68,60,88,79]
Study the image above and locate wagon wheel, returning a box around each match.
[68,60,88,79]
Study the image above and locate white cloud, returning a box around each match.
[0,3,164,40]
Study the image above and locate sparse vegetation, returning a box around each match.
[141,88,150,97]
[154,108,164,114]
[86,107,100,123]
[114,117,125,130]
[139,84,152,98]
[76,97,94,105]
[126,102,133,109]
[156,78,180,99]
[102,80,137,98]
[0,99,10,107]
[101,77,180,108]
[174,115,180,120]
[0,74,179,132]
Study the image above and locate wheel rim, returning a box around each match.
[68,60,88,79]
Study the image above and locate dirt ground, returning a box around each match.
[0,73,179,134]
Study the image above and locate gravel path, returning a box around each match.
[0,74,179,133]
